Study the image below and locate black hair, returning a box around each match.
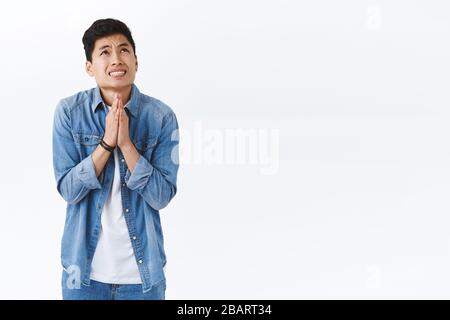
[82,18,136,62]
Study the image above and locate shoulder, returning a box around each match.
[55,87,96,116]
[139,92,177,120]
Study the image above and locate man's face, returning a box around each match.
[85,33,138,91]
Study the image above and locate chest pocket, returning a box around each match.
[134,137,157,161]
[74,133,102,158]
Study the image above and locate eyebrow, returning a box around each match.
[98,43,130,51]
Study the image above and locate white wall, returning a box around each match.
[1,0,450,299]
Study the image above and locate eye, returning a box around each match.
[121,48,129,53]
[100,50,109,56]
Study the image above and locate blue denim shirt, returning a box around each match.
[52,84,179,293]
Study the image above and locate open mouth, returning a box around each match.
[108,70,127,78]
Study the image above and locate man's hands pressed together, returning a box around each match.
[92,93,141,177]
[102,93,120,148]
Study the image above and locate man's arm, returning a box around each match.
[52,100,107,204]
[120,142,139,173]
[92,144,113,177]
[123,110,179,210]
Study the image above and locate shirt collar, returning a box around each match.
[92,83,140,117]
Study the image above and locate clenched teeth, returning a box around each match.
[109,71,126,76]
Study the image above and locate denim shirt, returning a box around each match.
[52,84,179,293]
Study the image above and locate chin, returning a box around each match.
[102,81,132,89]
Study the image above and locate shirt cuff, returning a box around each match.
[76,154,102,189]
[125,155,154,190]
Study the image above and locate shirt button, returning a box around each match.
[138,260,143,264]
[125,209,129,213]
[121,158,125,162]
[132,236,137,240]
[122,183,126,187]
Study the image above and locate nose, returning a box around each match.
[111,50,123,66]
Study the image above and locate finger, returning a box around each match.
[114,101,118,118]
[115,104,120,121]
[119,96,123,110]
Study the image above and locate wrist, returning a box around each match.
[102,136,116,147]
[119,139,134,151]
[100,137,115,152]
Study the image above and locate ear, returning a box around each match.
[135,55,138,72]
[85,61,94,77]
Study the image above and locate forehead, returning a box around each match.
[94,34,131,50]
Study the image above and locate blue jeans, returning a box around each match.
[62,271,166,300]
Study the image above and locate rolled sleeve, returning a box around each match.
[124,155,155,190]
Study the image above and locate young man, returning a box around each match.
[52,18,179,300]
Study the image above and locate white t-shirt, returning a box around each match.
[90,103,142,284]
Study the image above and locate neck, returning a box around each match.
[100,85,132,106]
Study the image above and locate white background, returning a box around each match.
[1,0,450,299]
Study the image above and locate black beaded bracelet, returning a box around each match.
[99,139,114,152]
